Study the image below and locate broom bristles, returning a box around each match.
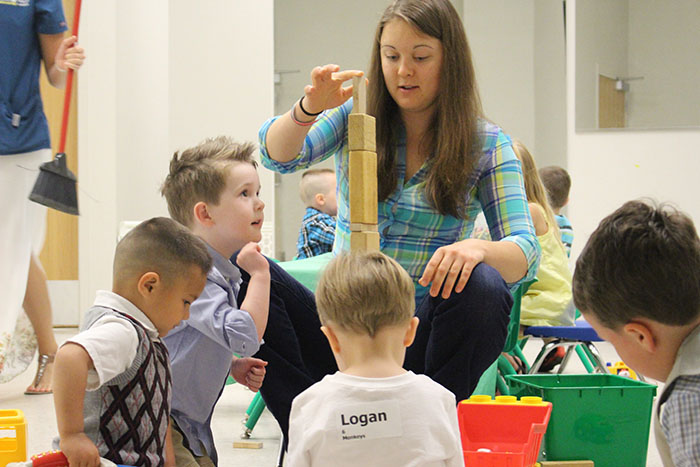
[28,153,79,216]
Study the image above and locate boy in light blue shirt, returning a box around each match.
[160,136,270,466]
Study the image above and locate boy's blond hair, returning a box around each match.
[114,217,212,287]
[316,251,415,337]
[161,136,257,227]
[299,168,335,206]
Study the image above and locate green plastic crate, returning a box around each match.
[506,374,657,467]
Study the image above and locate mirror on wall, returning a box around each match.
[575,0,700,131]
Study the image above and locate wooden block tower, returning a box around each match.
[349,76,380,252]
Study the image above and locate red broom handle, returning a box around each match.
[58,0,83,154]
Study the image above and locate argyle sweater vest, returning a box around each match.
[81,306,172,467]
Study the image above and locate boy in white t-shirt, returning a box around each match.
[51,217,212,467]
[287,251,464,467]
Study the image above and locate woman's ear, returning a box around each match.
[403,317,420,347]
[137,271,161,297]
[623,321,656,353]
[320,325,341,353]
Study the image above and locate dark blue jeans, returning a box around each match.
[237,258,512,441]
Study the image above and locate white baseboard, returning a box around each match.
[48,280,80,327]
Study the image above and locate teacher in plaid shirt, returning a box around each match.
[255,0,540,445]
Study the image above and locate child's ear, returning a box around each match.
[315,193,326,207]
[137,272,161,297]
[403,317,420,347]
[320,325,341,353]
[622,321,656,353]
[193,201,214,226]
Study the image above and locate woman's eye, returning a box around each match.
[415,56,429,62]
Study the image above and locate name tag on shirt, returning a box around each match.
[336,400,402,441]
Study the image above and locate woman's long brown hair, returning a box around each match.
[367,0,483,219]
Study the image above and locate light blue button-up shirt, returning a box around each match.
[164,244,260,463]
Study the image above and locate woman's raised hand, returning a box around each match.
[301,64,363,114]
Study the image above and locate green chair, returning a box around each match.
[471,280,533,397]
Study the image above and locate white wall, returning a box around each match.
[627,0,700,128]
[465,0,567,169]
[465,0,535,150]
[78,0,274,314]
[574,0,628,129]
[533,0,567,169]
[567,0,700,262]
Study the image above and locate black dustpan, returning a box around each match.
[28,0,82,216]
[29,153,79,215]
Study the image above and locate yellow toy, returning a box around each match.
[607,361,639,380]
[0,409,27,466]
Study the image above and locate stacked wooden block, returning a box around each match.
[349,76,379,252]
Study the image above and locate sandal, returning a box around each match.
[24,353,55,395]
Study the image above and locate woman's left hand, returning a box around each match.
[418,239,486,299]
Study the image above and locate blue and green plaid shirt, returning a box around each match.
[260,100,540,303]
[295,207,336,259]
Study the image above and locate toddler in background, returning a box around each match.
[295,168,337,259]
[573,200,700,466]
[52,217,211,467]
[287,251,464,467]
[539,165,573,257]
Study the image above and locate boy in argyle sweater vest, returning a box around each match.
[52,218,212,467]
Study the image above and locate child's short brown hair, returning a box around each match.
[161,136,257,227]
[573,200,700,329]
[316,251,415,337]
[539,166,571,210]
[114,217,212,287]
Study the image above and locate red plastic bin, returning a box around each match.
[458,395,552,467]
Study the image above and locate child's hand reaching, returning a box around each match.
[59,432,101,467]
[235,242,269,278]
[230,357,268,392]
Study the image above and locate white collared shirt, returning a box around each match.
[64,290,160,390]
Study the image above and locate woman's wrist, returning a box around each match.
[298,96,323,116]
[290,102,317,126]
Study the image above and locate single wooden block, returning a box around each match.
[350,231,380,252]
[350,223,378,232]
[348,113,376,152]
[540,461,594,467]
[233,440,264,449]
[352,75,367,114]
[349,150,377,224]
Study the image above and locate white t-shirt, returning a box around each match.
[64,290,160,390]
[287,371,464,467]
